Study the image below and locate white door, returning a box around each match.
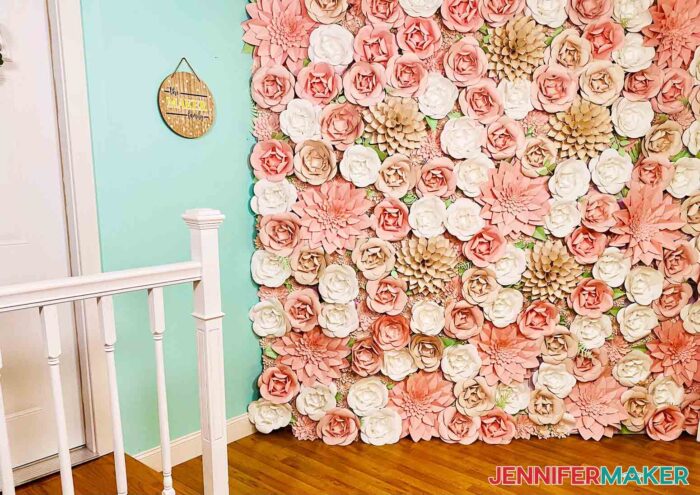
[0,0,86,469]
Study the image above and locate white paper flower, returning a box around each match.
[616,303,658,342]
[589,148,633,195]
[445,198,485,241]
[625,266,664,305]
[690,47,700,83]
[279,98,322,143]
[318,302,359,338]
[381,349,418,381]
[483,288,523,328]
[498,78,534,120]
[526,0,567,27]
[612,0,653,32]
[295,383,337,420]
[610,97,653,139]
[680,301,700,335]
[545,199,581,238]
[592,247,631,287]
[408,196,447,238]
[683,121,700,156]
[399,0,442,16]
[250,179,298,215]
[612,33,655,72]
[347,377,389,416]
[440,117,486,159]
[534,363,576,398]
[410,300,445,335]
[649,376,684,407]
[667,158,700,199]
[492,244,527,286]
[318,264,359,303]
[570,315,613,349]
[440,344,482,382]
[249,298,290,337]
[248,399,292,433]
[419,73,459,119]
[308,25,354,71]
[454,153,495,197]
[612,350,652,387]
[496,381,531,415]
[548,158,591,201]
[360,407,402,445]
[251,250,291,287]
[339,145,381,187]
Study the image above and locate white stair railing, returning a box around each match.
[0,208,229,495]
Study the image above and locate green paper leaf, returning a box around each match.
[632,344,648,353]
[335,391,343,403]
[456,261,472,276]
[447,111,463,119]
[441,337,457,347]
[478,25,489,36]
[401,191,418,205]
[366,188,377,199]
[607,306,621,318]
[425,116,438,130]
[544,26,565,46]
[283,279,293,293]
[390,270,399,278]
[532,226,548,241]
[581,271,593,278]
[289,415,297,426]
[347,337,356,348]
[620,425,634,435]
[242,42,255,54]
[671,149,692,162]
[613,288,626,300]
[386,382,395,390]
[336,95,347,104]
[303,57,311,67]
[525,126,535,137]
[270,131,290,142]
[263,346,278,359]
[444,198,455,208]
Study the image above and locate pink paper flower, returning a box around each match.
[416,158,457,198]
[361,0,405,28]
[459,79,504,124]
[474,322,540,385]
[320,103,365,150]
[371,197,411,241]
[258,364,300,403]
[351,338,384,376]
[569,279,613,317]
[385,54,428,98]
[366,277,408,315]
[443,37,488,87]
[441,0,483,33]
[531,64,578,113]
[292,414,319,441]
[566,0,612,27]
[478,408,516,444]
[642,0,700,69]
[567,348,607,382]
[484,116,525,160]
[343,62,386,107]
[517,300,559,340]
[652,69,693,115]
[623,65,663,101]
[284,288,322,332]
[437,407,481,444]
[681,394,700,435]
[652,282,692,320]
[252,110,281,142]
[397,17,442,60]
[661,242,700,283]
[646,406,685,441]
[272,328,350,386]
[251,64,295,112]
[630,156,673,189]
[388,371,454,441]
[567,227,607,264]
[353,24,399,66]
[648,319,700,387]
[477,161,551,238]
[444,300,484,340]
[582,18,624,60]
[243,0,317,73]
[371,314,411,350]
[462,225,506,267]
[295,62,342,105]
[565,376,628,441]
[479,0,525,27]
[251,139,294,181]
[259,213,302,256]
[317,408,360,445]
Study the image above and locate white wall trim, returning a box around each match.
[134,414,254,472]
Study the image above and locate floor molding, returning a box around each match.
[134,413,254,471]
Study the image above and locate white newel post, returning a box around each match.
[182,209,228,495]
[0,349,16,495]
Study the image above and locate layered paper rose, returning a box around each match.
[246,0,700,445]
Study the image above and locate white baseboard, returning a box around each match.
[134,413,254,472]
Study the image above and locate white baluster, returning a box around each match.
[182,209,228,495]
[97,296,128,495]
[148,288,175,495]
[0,349,16,495]
[39,305,75,495]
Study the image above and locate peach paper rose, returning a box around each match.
[646,406,685,441]
[371,197,411,241]
[478,408,516,444]
[544,29,592,73]
[293,139,337,184]
[566,348,608,382]
[528,388,565,425]
[517,137,557,177]
[653,69,693,115]
[484,116,524,160]
[343,62,386,107]
[630,156,673,189]
[353,24,399,66]
[569,279,613,317]
[623,65,663,101]
[455,377,495,416]
[259,213,302,256]
[459,79,504,124]
[479,0,525,27]
[579,60,624,106]
[641,121,683,158]
[251,139,294,181]
[351,237,396,280]
[461,268,500,306]
[443,37,488,87]
[440,0,483,33]
[517,300,559,340]
[417,158,457,198]
[397,16,442,60]
[366,277,408,315]
[304,0,348,24]
[351,338,384,376]
[682,394,700,436]
[361,0,405,28]
[290,244,329,285]
[652,282,692,321]
[566,227,607,264]
[462,225,506,268]
[258,364,300,403]
[371,314,410,350]
[566,0,612,27]
[437,407,481,444]
[252,64,295,112]
[681,195,700,236]
[284,288,322,332]
[621,387,651,432]
[317,408,360,445]
[295,62,341,105]
[541,328,578,364]
[385,54,428,98]
[409,335,444,372]
[444,300,484,340]
[320,103,364,151]
[582,18,623,60]
[531,64,578,113]
[578,193,618,232]
[375,154,417,198]
[661,242,700,284]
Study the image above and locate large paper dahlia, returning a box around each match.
[473,323,540,386]
[642,0,700,69]
[565,376,628,441]
[648,319,700,387]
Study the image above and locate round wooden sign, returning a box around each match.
[158,71,215,138]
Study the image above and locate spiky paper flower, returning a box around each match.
[488,16,546,81]
[521,240,583,303]
[363,96,428,155]
[642,0,700,69]
[395,235,458,295]
[648,319,700,387]
[548,99,613,161]
[474,322,541,386]
[565,376,628,441]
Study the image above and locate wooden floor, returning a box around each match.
[18,431,700,494]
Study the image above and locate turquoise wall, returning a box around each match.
[80,0,259,453]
